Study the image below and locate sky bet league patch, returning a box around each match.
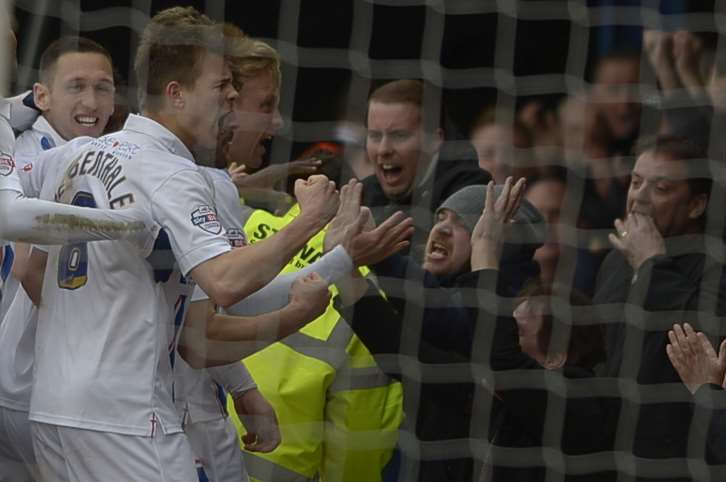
[191,206,222,235]
[0,153,14,176]
[226,228,248,248]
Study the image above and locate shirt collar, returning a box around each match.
[32,116,67,147]
[122,113,196,164]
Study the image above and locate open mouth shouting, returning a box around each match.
[378,162,404,183]
[427,240,448,261]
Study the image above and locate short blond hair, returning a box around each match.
[223,23,281,91]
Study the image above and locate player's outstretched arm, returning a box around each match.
[0,189,149,245]
[179,272,331,367]
[189,175,339,308]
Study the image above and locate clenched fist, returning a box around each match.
[295,175,339,229]
[288,272,331,322]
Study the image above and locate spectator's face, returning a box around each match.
[592,57,641,141]
[224,70,282,169]
[422,209,471,276]
[470,124,515,183]
[367,101,439,200]
[35,52,115,140]
[526,179,566,283]
[627,151,706,237]
[526,179,565,229]
[513,299,545,362]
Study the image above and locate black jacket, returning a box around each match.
[593,236,726,479]
[339,252,540,482]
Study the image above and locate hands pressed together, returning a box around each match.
[667,323,726,394]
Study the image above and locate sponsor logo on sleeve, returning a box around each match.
[0,153,15,177]
[191,206,222,235]
[226,228,248,248]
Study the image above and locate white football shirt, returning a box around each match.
[0,98,22,195]
[30,114,231,436]
[174,166,253,424]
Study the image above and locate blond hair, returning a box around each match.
[223,24,280,91]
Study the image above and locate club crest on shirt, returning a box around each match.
[226,228,247,248]
[191,206,222,235]
[0,153,14,177]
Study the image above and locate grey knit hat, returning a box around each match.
[436,184,546,246]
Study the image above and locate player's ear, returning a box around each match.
[33,82,51,112]
[165,81,185,109]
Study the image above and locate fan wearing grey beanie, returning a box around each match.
[322,177,545,482]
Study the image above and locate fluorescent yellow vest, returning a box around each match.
[227,204,404,482]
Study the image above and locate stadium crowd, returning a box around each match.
[1,4,726,482]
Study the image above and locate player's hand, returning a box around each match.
[470,177,525,271]
[295,175,339,228]
[227,162,248,185]
[235,159,323,190]
[347,211,414,267]
[608,212,665,271]
[235,389,281,453]
[288,272,331,321]
[667,323,726,394]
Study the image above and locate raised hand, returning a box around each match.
[470,177,526,271]
[608,212,665,271]
[324,179,364,253]
[673,30,707,97]
[295,175,339,229]
[643,30,681,92]
[347,211,414,267]
[235,158,324,190]
[667,323,726,394]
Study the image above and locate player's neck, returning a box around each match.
[142,109,194,152]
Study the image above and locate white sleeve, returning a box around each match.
[16,155,47,200]
[191,284,209,303]
[0,111,22,194]
[6,92,39,132]
[151,169,231,276]
[0,190,153,245]
[1,144,154,245]
[208,362,256,397]
[17,143,66,200]
[224,245,352,317]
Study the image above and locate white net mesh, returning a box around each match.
[7,1,726,481]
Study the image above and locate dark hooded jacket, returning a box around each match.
[338,193,545,482]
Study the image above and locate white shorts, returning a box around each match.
[185,417,248,482]
[0,406,37,482]
[30,422,197,482]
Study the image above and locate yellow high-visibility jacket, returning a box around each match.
[227,204,404,482]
